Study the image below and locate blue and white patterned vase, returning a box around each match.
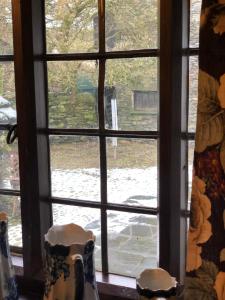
[0,212,18,300]
[43,223,99,300]
[136,268,177,300]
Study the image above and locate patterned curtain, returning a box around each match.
[184,1,225,299]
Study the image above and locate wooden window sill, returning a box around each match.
[12,256,138,299]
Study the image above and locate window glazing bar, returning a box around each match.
[0,55,14,61]
[0,189,20,196]
[37,49,159,61]
[98,0,108,275]
[47,128,159,139]
[51,197,159,215]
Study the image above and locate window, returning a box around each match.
[133,90,158,111]
[0,0,21,251]
[46,0,159,277]
[0,0,201,287]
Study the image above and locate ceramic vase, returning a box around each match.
[136,268,177,300]
[0,212,18,300]
[43,223,99,300]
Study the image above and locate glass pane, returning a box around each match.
[188,56,198,133]
[105,58,158,131]
[188,141,195,210]
[50,136,100,201]
[48,61,98,129]
[0,131,20,190]
[45,0,98,53]
[108,211,158,276]
[0,63,16,125]
[53,204,101,271]
[107,138,157,208]
[0,1,13,55]
[190,0,201,48]
[0,195,22,247]
[105,0,158,51]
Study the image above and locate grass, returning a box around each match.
[50,139,158,170]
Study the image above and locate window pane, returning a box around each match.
[105,0,159,51]
[0,131,20,190]
[50,136,100,201]
[105,58,158,131]
[188,141,195,210]
[188,56,198,133]
[0,195,22,247]
[52,204,101,271]
[108,211,158,276]
[0,62,16,125]
[107,138,157,208]
[45,0,98,53]
[0,1,13,55]
[48,61,98,129]
[190,0,201,48]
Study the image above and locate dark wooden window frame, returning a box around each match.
[0,0,198,297]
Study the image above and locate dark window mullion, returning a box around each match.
[98,0,108,275]
[98,0,106,54]
[159,0,187,282]
[12,0,52,277]
[99,134,108,274]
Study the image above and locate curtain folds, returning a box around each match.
[185,1,225,299]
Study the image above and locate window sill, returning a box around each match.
[12,256,138,299]
[96,272,137,299]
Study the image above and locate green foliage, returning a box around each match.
[0,0,159,131]
[0,0,13,55]
[183,260,218,300]
[0,0,159,148]
[46,0,98,53]
[105,0,158,50]
[49,92,97,128]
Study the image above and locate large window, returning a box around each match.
[46,0,159,277]
[0,0,201,286]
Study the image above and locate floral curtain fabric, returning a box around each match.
[184,1,225,299]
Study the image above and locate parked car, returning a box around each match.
[0,96,16,124]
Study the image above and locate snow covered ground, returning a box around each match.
[51,167,158,276]
[51,167,158,207]
[6,165,193,277]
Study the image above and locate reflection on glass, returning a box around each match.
[0,63,16,124]
[50,136,100,201]
[53,204,101,271]
[189,56,198,133]
[105,0,158,51]
[190,0,201,48]
[45,0,98,53]
[108,211,158,276]
[188,141,195,210]
[105,58,158,131]
[107,138,157,208]
[0,132,20,190]
[48,61,98,129]
[0,1,13,55]
[0,195,22,247]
